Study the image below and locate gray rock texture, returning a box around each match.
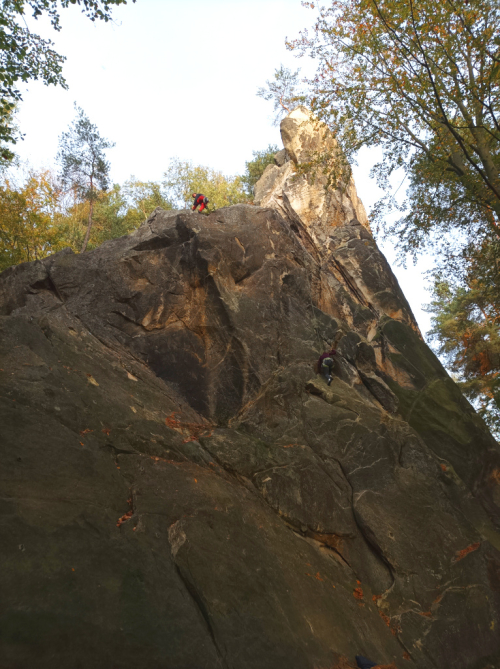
[1,109,500,669]
[274,148,289,166]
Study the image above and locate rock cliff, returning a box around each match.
[1,108,500,669]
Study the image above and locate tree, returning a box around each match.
[122,178,173,223]
[0,168,65,270]
[290,0,500,255]
[426,255,500,436]
[241,145,279,196]
[257,65,305,126]
[425,230,500,435]
[58,105,114,252]
[56,185,133,251]
[163,159,248,210]
[0,0,134,165]
[0,173,166,260]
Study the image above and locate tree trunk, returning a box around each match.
[81,199,94,253]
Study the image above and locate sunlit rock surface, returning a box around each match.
[1,108,500,669]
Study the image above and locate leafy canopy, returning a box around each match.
[257,65,305,126]
[163,159,249,211]
[0,169,176,265]
[58,183,162,252]
[241,144,279,195]
[290,0,500,256]
[0,168,65,270]
[426,238,500,436]
[0,0,134,164]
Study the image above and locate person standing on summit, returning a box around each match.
[192,193,209,213]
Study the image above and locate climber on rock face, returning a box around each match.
[192,193,209,213]
[317,347,337,386]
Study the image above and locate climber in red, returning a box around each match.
[192,193,209,213]
[317,347,337,386]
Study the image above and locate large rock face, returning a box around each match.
[1,109,500,669]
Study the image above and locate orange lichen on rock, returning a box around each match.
[378,610,402,637]
[165,411,213,442]
[440,463,447,472]
[379,610,391,627]
[453,542,480,562]
[116,510,133,528]
[391,620,402,635]
[491,468,500,484]
[116,497,134,527]
[419,611,432,618]
[308,530,344,553]
[165,411,181,429]
[353,587,364,600]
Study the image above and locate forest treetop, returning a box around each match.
[0,0,135,163]
[288,0,500,258]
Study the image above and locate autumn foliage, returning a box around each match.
[0,170,66,270]
[291,0,500,245]
[427,244,500,436]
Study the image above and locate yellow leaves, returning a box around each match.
[0,168,66,271]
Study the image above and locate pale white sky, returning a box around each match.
[14,0,433,335]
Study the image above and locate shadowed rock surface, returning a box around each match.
[1,108,500,669]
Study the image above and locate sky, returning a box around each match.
[14,0,433,335]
